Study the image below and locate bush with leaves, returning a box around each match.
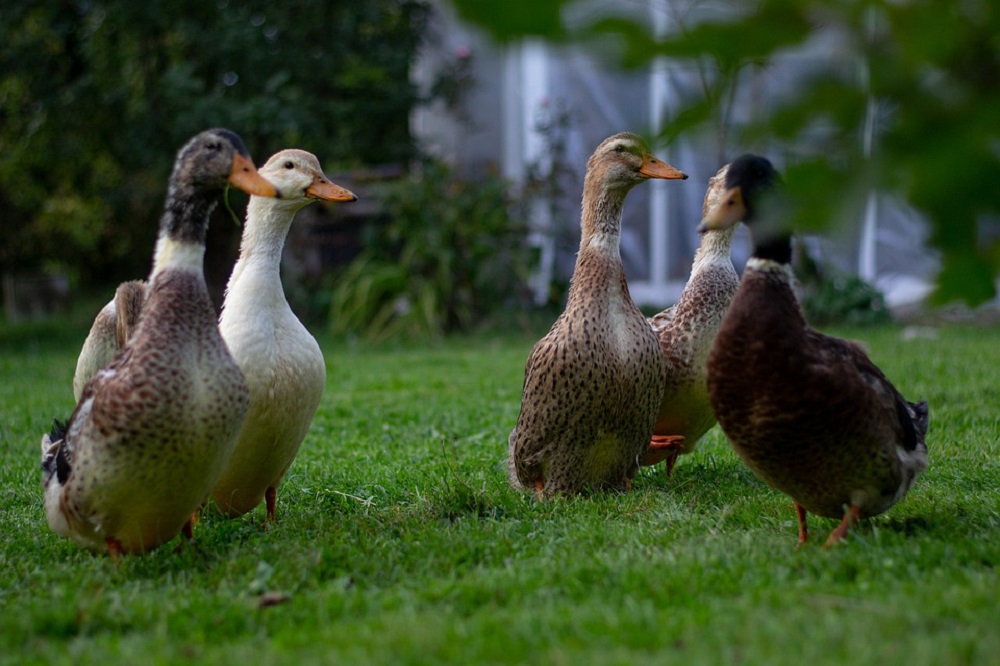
[800,273,892,327]
[331,161,534,340]
[0,0,430,287]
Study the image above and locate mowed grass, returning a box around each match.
[1,316,998,665]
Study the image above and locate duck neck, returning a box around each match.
[690,226,736,275]
[578,181,629,253]
[149,185,216,281]
[160,182,219,245]
[750,230,793,265]
[150,235,206,281]
[567,182,632,306]
[225,197,309,302]
[236,198,303,271]
[743,229,798,303]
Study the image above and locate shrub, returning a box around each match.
[330,161,535,340]
[801,272,892,326]
[0,0,431,286]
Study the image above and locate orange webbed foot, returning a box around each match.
[641,435,685,474]
[824,505,862,548]
[649,434,685,450]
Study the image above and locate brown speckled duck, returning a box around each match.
[508,132,688,496]
[641,164,739,475]
[213,149,356,523]
[700,154,929,547]
[72,280,147,402]
[40,129,278,559]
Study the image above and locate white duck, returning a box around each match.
[41,129,278,558]
[212,149,356,523]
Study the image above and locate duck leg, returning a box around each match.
[263,486,277,527]
[173,513,199,554]
[795,502,809,546]
[643,435,685,475]
[186,505,203,532]
[824,505,862,548]
[105,537,124,564]
[182,513,197,541]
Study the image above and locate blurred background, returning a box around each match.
[2,0,998,338]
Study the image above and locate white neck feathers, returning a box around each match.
[150,236,204,279]
[746,256,794,280]
[586,232,622,256]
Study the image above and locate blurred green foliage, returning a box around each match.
[801,273,892,327]
[0,0,429,285]
[331,160,534,340]
[451,0,1000,305]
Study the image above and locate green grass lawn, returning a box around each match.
[1,316,998,665]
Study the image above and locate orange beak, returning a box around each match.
[639,153,688,180]
[229,153,281,198]
[697,186,745,233]
[306,174,357,202]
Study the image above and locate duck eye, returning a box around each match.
[614,145,626,153]
[207,142,221,152]
[284,161,294,169]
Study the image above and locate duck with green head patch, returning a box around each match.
[700,153,929,547]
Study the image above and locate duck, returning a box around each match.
[212,149,356,523]
[640,163,739,475]
[699,153,929,547]
[40,128,279,559]
[507,132,688,496]
[72,280,147,402]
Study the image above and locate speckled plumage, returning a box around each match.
[702,154,929,546]
[40,129,277,557]
[508,132,688,496]
[213,149,356,522]
[72,280,147,402]
[643,165,739,471]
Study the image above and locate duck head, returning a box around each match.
[698,153,789,262]
[698,154,778,231]
[160,128,280,244]
[171,128,280,199]
[256,149,357,213]
[586,132,688,193]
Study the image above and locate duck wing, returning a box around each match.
[803,327,928,451]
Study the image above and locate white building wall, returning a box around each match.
[413,0,937,309]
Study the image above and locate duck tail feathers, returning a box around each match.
[41,418,70,486]
[910,400,929,438]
